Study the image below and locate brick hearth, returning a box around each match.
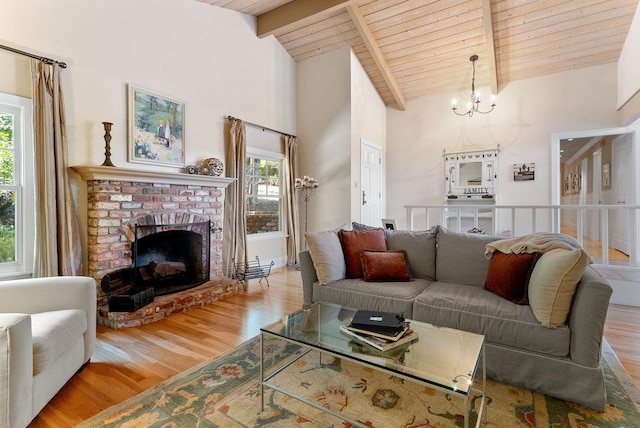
[72,165,236,328]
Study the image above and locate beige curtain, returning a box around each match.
[31,60,83,276]
[222,118,247,277]
[284,135,300,266]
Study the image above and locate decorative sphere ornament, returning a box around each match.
[200,158,224,176]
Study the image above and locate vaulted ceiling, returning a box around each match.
[200,0,638,111]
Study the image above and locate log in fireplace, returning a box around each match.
[101,220,211,312]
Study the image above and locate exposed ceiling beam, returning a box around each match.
[257,0,352,38]
[481,0,499,95]
[346,4,406,111]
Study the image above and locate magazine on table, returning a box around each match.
[339,323,418,352]
[346,321,411,341]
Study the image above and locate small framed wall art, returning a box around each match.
[513,163,535,181]
[602,163,610,187]
[128,84,185,167]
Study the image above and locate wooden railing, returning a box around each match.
[404,204,640,269]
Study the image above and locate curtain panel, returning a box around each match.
[31,60,83,277]
[284,135,300,266]
[222,118,247,277]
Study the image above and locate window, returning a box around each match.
[245,149,284,236]
[0,93,34,278]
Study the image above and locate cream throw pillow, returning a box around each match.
[528,248,589,328]
[305,230,346,285]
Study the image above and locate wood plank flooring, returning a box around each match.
[30,267,640,427]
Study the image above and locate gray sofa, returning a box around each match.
[299,226,612,411]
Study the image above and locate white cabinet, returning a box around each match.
[443,148,499,234]
[444,149,498,197]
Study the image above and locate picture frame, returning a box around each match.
[602,163,610,187]
[381,219,397,230]
[513,163,535,181]
[128,84,185,167]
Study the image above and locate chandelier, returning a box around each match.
[451,55,496,117]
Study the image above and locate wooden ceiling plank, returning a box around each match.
[496,12,636,52]
[493,0,635,27]
[482,0,499,94]
[499,51,620,82]
[498,39,627,69]
[367,0,474,37]
[281,19,355,51]
[493,1,637,35]
[387,34,487,67]
[373,3,483,47]
[346,3,406,110]
[256,0,353,38]
[276,9,351,43]
[288,31,360,59]
[380,25,485,61]
[497,24,629,58]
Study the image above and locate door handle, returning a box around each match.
[362,190,367,205]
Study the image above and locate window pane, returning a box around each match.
[0,190,15,263]
[245,154,282,235]
[0,113,14,185]
[246,196,280,234]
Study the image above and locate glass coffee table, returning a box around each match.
[260,302,486,428]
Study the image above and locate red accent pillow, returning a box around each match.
[361,250,412,282]
[340,229,387,278]
[485,251,539,304]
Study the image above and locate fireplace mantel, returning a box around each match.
[71,165,235,187]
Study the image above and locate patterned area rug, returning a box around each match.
[79,336,640,427]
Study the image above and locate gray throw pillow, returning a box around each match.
[305,230,346,285]
[385,229,436,280]
[436,227,500,287]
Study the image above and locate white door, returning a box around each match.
[611,134,632,254]
[361,140,382,227]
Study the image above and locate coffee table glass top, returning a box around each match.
[261,302,484,395]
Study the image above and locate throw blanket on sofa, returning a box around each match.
[484,232,583,259]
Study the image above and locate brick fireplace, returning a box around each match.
[72,165,237,328]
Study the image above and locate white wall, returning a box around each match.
[296,46,386,236]
[1,0,296,270]
[297,46,352,233]
[387,63,619,231]
[350,50,387,223]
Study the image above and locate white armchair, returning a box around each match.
[0,276,96,428]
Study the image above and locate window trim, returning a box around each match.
[0,93,34,279]
[245,147,285,240]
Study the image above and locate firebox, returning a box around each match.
[132,221,211,296]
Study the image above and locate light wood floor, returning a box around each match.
[30,268,640,427]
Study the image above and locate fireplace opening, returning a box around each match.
[132,221,211,296]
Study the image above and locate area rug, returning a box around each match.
[79,336,640,427]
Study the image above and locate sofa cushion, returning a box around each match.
[436,227,499,287]
[305,230,346,285]
[528,248,589,328]
[361,250,411,282]
[385,229,437,280]
[31,309,87,375]
[312,278,432,318]
[340,229,387,278]
[485,251,539,304]
[412,282,570,357]
[352,221,382,231]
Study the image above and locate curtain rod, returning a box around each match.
[227,115,296,139]
[0,43,67,68]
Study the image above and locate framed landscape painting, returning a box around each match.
[128,84,185,167]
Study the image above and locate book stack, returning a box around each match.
[340,310,419,352]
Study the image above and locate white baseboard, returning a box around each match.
[608,279,640,307]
